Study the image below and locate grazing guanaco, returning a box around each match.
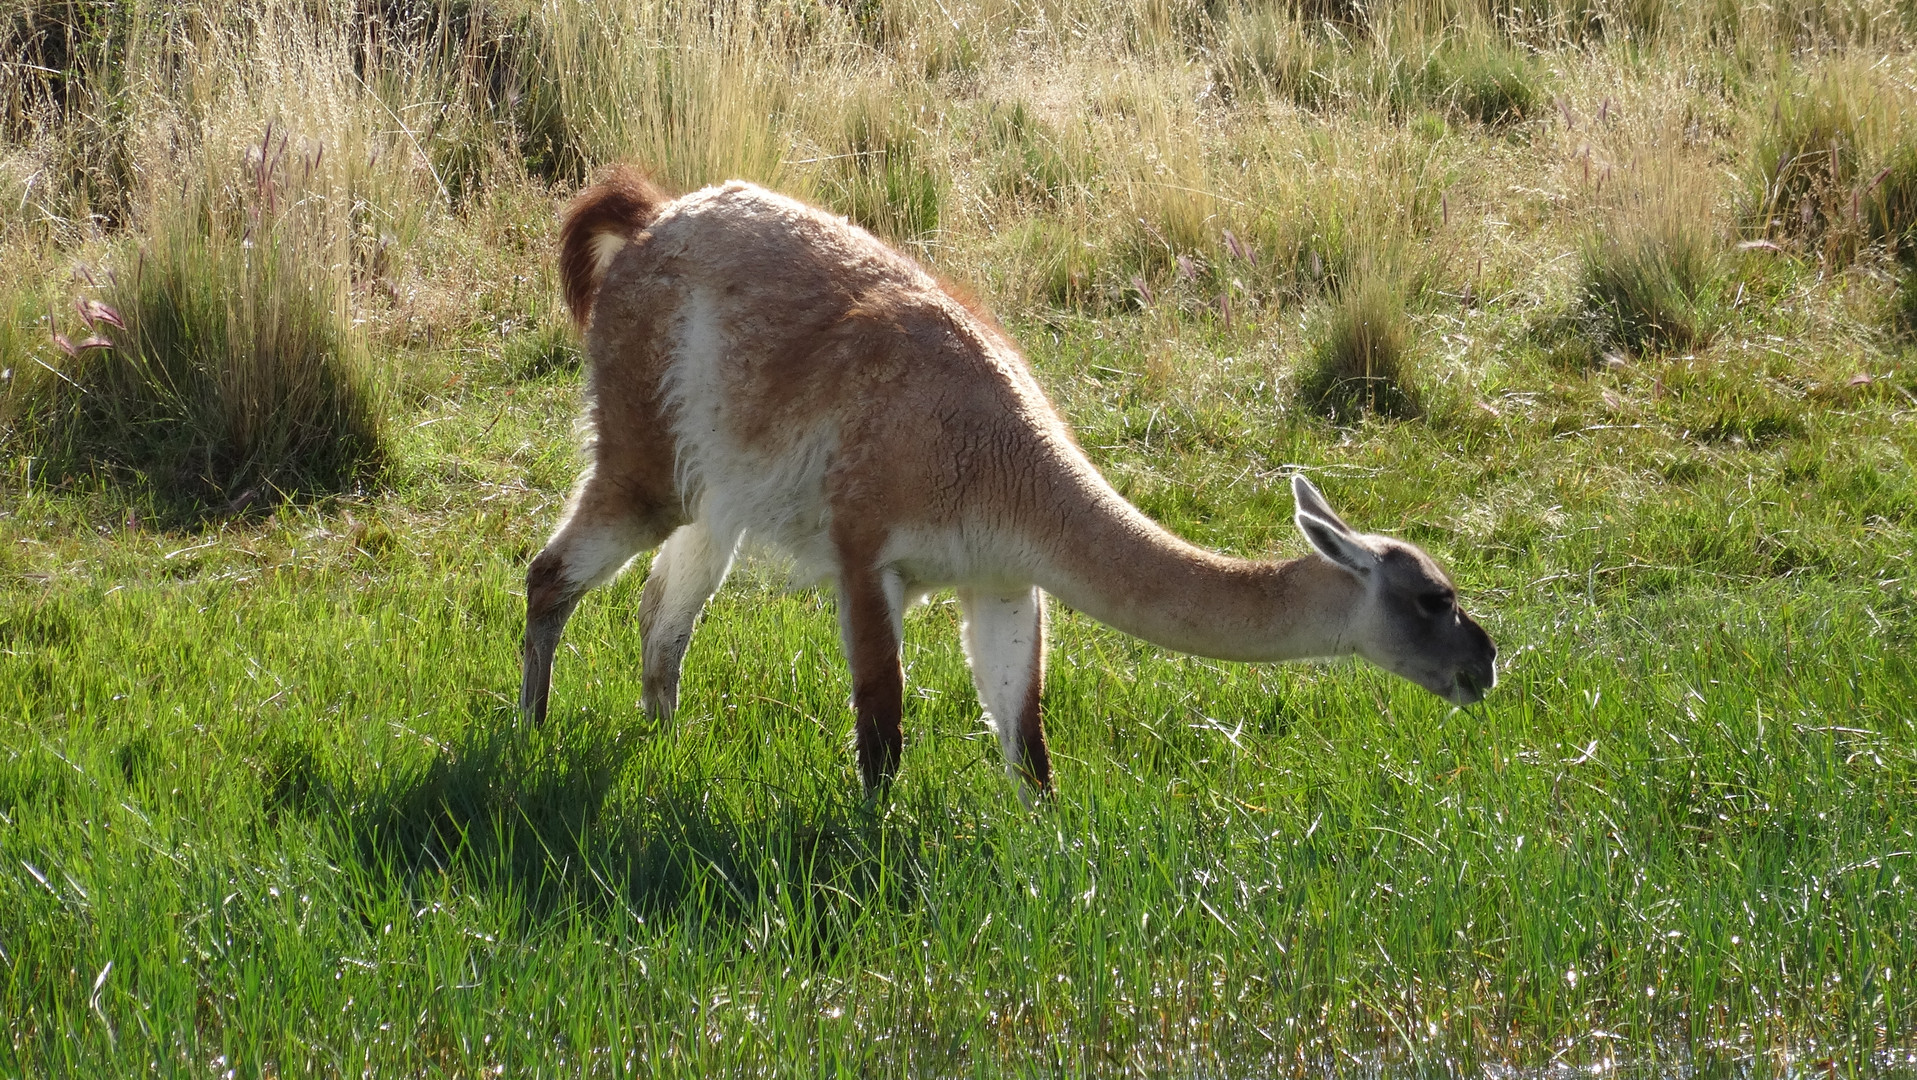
[521,168,1497,797]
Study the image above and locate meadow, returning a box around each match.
[2,0,1916,1074]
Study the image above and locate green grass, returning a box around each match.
[4,528,1914,1075]
[4,298,1917,1074]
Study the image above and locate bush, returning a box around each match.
[1579,212,1722,356]
[1295,272,1421,423]
[16,183,384,513]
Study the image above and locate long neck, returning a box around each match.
[1024,464,1363,663]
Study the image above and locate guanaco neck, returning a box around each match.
[1024,465,1365,663]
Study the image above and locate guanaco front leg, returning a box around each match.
[836,559,907,792]
[958,586,1051,800]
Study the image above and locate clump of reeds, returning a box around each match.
[1,0,156,233]
[1709,0,1901,51]
[352,0,589,198]
[1295,271,1421,423]
[1739,64,1917,339]
[1005,220,1104,311]
[1482,0,1662,48]
[1867,141,1917,259]
[1746,66,1917,268]
[1578,217,1721,357]
[0,276,55,444]
[1217,11,1545,127]
[1212,10,1347,109]
[1869,144,1917,338]
[18,134,385,512]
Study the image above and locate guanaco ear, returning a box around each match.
[1293,477,1378,576]
[1291,475,1356,534]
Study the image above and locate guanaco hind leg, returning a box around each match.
[521,480,675,724]
[958,586,1051,799]
[637,521,737,720]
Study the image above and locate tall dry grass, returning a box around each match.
[1579,157,1727,357]
[1746,60,1917,268]
[4,0,1917,500]
[2,0,434,508]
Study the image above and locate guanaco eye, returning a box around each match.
[1418,591,1454,616]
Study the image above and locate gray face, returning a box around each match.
[1290,474,1497,706]
[1364,544,1498,705]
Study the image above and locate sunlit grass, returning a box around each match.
[1,551,1913,1075]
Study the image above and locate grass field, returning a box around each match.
[4,0,1917,1075]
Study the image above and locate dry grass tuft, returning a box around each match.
[17,154,385,512]
[1746,63,1917,267]
[1295,269,1421,422]
[1579,157,1726,357]
[1579,218,1722,356]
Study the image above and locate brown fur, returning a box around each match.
[1014,606,1050,790]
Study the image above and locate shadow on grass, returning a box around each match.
[271,710,941,941]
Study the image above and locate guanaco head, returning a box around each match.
[1291,475,1497,705]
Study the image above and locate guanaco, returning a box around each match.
[521,168,1497,797]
